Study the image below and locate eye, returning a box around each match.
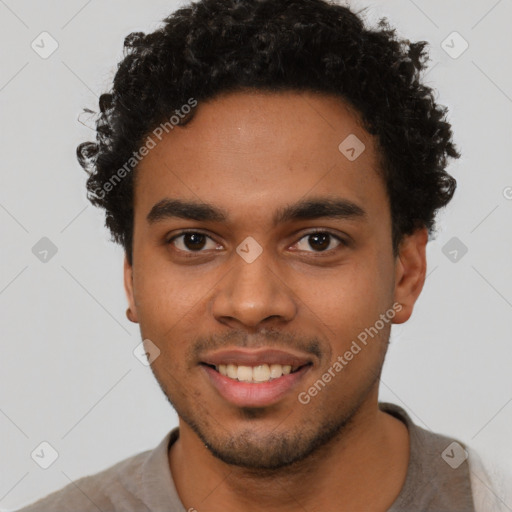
[167,231,221,253]
[292,231,347,253]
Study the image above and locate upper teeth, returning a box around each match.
[217,363,293,383]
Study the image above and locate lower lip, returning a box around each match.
[202,364,311,408]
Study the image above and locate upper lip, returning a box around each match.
[201,348,313,368]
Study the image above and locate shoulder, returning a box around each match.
[380,402,512,512]
[466,447,512,512]
[382,402,474,510]
[14,446,154,512]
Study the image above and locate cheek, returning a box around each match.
[131,257,224,362]
[297,258,394,367]
[300,259,388,325]
[133,255,204,317]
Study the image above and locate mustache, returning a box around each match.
[188,327,326,362]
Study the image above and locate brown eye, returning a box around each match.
[167,231,219,252]
[307,233,330,251]
[294,231,346,253]
[182,233,207,250]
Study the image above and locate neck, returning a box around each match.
[169,397,410,511]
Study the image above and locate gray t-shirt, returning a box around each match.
[15,402,501,511]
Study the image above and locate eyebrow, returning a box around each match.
[146,197,367,226]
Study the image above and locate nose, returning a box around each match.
[211,249,297,330]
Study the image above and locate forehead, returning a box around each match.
[134,91,389,228]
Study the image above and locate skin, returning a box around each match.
[124,90,428,511]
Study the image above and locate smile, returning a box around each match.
[203,363,308,383]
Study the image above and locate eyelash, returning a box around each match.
[165,229,349,257]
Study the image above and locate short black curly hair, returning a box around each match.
[77,0,459,266]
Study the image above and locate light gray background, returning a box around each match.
[1,0,511,509]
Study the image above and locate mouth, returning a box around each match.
[199,348,314,407]
[201,362,309,383]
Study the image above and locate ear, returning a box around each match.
[124,254,139,323]
[392,227,428,324]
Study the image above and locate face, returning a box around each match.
[125,90,426,470]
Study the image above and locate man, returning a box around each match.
[16,0,508,510]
